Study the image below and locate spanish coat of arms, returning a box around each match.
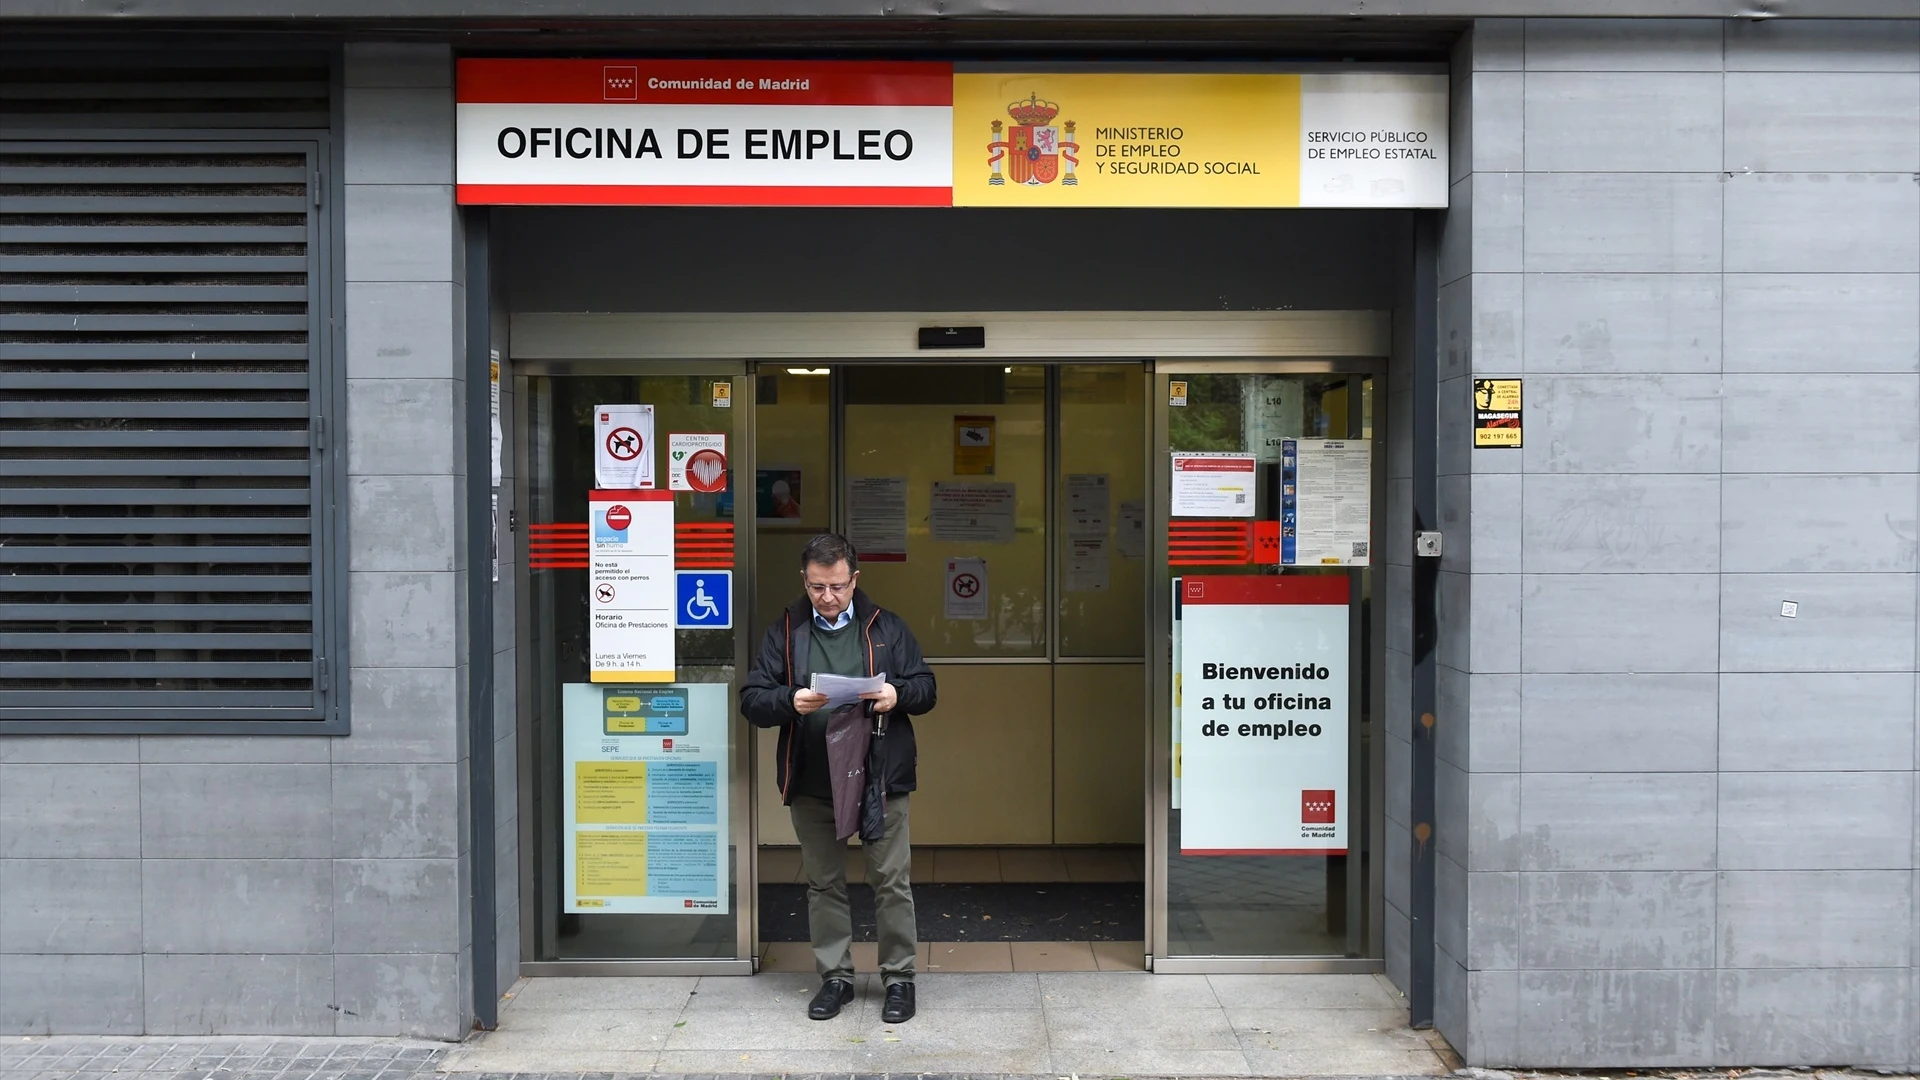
[988,93,1079,186]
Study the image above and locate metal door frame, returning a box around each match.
[1147,358,1388,975]
[514,358,757,976]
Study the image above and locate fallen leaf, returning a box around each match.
[847,1038,866,1044]
[884,1037,901,1042]
[673,1021,686,1028]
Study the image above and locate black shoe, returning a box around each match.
[881,981,915,1024]
[807,978,854,1020]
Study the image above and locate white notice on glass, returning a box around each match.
[1170,452,1256,518]
[848,477,909,563]
[594,404,655,489]
[944,557,989,620]
[1066,537,1110,592]
[1286,439,1373,566]
[1117,500,1147,559]
[930,482,1016,543]
[1066,473,1110,538]
[811,671,888,708]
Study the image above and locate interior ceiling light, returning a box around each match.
[785,368,830,376]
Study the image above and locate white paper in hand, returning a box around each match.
[811,671,888,708]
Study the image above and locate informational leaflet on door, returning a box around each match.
[1170,453,1256,517]
[1178,575,1348,854]
[595,404,655,489]
[1281,439,1371,567]
[848,477,909,563]
[1065,473,1110,592]
[929,482,1016,543]
[667,433,728,493]
[589,489,676,683]
[562,681,730,914]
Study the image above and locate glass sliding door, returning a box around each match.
[1149,361,1382,971]
[521,363,756,971]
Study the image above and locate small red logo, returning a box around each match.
[605,505,631,531]
[1302,790,1336,824]
[605,66,640,101]
[662,738,673,750]
[683,898,694,908]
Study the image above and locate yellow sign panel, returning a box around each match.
[575,761,649,825]
[576,831,649,897]
[1473,378,1523,449]
[953,73,1301,208]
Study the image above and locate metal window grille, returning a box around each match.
[1,55,343,733]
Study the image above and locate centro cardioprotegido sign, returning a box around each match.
[455,60,1448,208]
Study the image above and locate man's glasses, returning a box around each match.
[804,579,854,596]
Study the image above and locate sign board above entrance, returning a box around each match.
[455,60,1448,208]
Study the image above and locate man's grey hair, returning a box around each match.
[800,532,859,574]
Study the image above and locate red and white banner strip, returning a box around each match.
[457,60,954,206]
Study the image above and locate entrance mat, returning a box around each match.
[760,882,1143,942]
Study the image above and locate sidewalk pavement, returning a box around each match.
[3,971,1456,1080]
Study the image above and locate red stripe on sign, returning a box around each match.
[458,183,952,207]
[1181,574,1350,606]
[457,59,953,106]
[1169,520,1252,566]
[1182,849,1350,857]
[590,489,675,501]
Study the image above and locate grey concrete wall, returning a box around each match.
[0,44,478,1039]
[1441,17,1920,1070]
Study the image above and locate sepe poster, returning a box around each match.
[562,682,730,915]
[1177,574,1348,854]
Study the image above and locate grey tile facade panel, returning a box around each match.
[1473,272,1524,376]
[1470,770,1525,873]
[1386,562,1413,656]
[1385,902,1411,993]
[1717,870,1913,969]
[1517,773,1718,872]
[1469,869,1523,970]
[1385,646,1412,745]
[1520,374,1721,474]
[343,184,459,283]
[1520,574,1719,674]
[139,763,332,860]
[1385,807,1412,911]
[1465,572,1522,673]
[1468,18,1525,73]
[1720,672,1917,772]
[1523,73,1723,173]
[1468,969,1522,1066]
[1724,72,1920,174]
[347,378,458,476]
[1525,18,1724,72]
[335,666,464,765]
[1715,967,1913,1066]
[141,860,332,955]
[1470,71,1525,174]
[1719,573,1918,673]
[1438,851,1468,965]
[1723,18,1920,72]
[0,954,143,1035]
[1522,174,1722,274]
[1520,474,1721,574]
[350,572,461,669]
[349,475,460,573]
[1435,950,1469,1058]
[137,736,330,763]
[0,737,137,763]
[1516,968,1715,1067]
[1440,176,1472,287]
[1722,473,1920,574]
[1720,771,1915,871]
[1724,172,1920,274]
[1722,274,1920,374]
[1518,871,1717,971]
[1723,374,1920,474]
[1470,174,1525,276]
[334,952,465,1039]
[1522,273,1722,374]
[0,859,142,954]
[1471,472,1524,575]
[1389,475,1413,569]
[142,954,336,1036]
[333,859,463,954]
[346,281,462,380]
[1521,674,1720,773]
[1470,673,1522,773]
[343,42,453,88]
[344,88,455,185]
[0,764,140,859]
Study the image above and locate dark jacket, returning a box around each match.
[740,588,937,805]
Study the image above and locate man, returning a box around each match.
[742,533,936,1023]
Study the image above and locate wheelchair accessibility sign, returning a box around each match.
[676,570,732,630]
